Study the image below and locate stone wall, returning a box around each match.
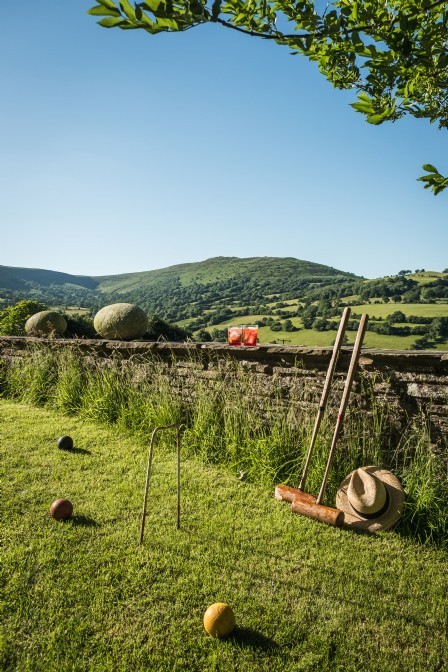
[1,337,447,449]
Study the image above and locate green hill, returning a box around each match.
[0,265,98,291]
[0,257,358,319]
[1,260,447,350]
[94,257,359,322]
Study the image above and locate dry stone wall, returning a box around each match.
[1,337,447,449]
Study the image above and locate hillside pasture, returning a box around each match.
[347,303,448,319]
[409,272,448,284]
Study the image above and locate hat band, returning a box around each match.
[349,487,390,519]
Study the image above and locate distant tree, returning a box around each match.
[63,313,97,338]
[210,327,227,342]
[402,289,421,303]
[145,314,191,341]
[283,319,298,332]
[0,299,49,336]
[195,328,213,342]
[398,270,413,276]
[430,317,448,339]
[312,317,330,332]
[410,335,434,350]
[386,310,406,324]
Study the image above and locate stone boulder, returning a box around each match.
[94,303,148,340]
[25,310,67,337]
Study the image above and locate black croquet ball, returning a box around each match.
[57,435,74,450]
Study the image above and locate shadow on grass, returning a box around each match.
[67,446,92,455]
[228,627,278,651]
[337,506,447,550]
[70,515,99,527]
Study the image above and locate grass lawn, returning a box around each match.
[2,401,447,671]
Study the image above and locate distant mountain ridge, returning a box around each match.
[0,265,98,291]
[0,257,359,322]
[1,257,357,290]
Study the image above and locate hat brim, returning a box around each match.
[336,466,405,533]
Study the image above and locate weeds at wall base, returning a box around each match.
[0,345,446,547]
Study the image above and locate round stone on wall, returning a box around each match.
[94,303,148,340]
[25,310,67,336]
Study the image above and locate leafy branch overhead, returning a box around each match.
[88,0,448,194]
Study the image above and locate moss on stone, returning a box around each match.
[25,311,67,336]
[93,303,148,340]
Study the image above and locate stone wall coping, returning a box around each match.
[1,336,447,373]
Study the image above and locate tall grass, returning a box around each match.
[0,345,446,545]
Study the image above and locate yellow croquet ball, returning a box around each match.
[203,602,236,638]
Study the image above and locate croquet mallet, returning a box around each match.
[275,306,351,506]
[275,313,369,526]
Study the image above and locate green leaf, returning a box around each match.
[95,0,120,9]
[88,5,121,16]
[119,0,136,19]
[351,101,374,113]
[97,16,127,26]
[141,0,163,11]
[422,164,439,174]
[155,16,179,28]
[366,114,386,125]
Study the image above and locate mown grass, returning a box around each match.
[1,401,447,672]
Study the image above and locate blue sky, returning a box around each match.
[1,0,446,279]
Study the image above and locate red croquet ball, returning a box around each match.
[50,498,73,521]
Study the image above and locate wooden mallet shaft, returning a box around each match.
[291,497,343,527]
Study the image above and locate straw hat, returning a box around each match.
[336,466,405,532]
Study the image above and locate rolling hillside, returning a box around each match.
[1,260,447,349]
[0,265,98,291]
[0,257,359,321]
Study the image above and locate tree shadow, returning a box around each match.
[228,627,278,651]
[70,515,99,527]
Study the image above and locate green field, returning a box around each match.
[2,400,447,671]
[409,272,448,285]
[347,303,448,319]
[257,327,424,350]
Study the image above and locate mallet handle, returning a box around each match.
[298,306,351,491]
[316,314,368,505]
